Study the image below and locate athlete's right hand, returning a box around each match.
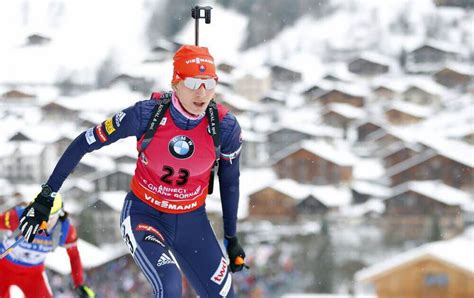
[19,185,54,243]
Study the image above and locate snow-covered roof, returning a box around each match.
[274,122,344,139]
[261,89,287,102]
[410,39,468,56]
[386,101,433,118]
[11,123,80,144]
[435,63,474,76]
[268,179,309,200]
[353,158,385,181]
[322,83,370,98]
[97,138,137,159]
[415,98,473,139]
[421,138,474,168]
[252,179,352,208]
[233,66,270,80]
[56,87,143,114]
[79,154,116,172]
[46,239,128,275]
[0,142,45,158]
[356,229,474,282]
[94,191,127,212]
[339,199,385,218]
[78,111,108,126]
[218,87,266,112]
[310,185,352,207]
[241,129,267,142]
[351,181,391,198]
[297,140,358,167]
[390,180,473,207]
[326,103,366,119]
[380,141,423,159]
[371,79,406,93]
[353,52,395,67]
[365,125,420,144]
[60,178,94,193]
[403,78,445,96]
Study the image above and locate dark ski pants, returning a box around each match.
[120,192,234,298]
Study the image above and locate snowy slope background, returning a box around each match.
[0,0,471,86]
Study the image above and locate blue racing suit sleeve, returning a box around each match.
[218,112,242,237]
[46,100,156,192]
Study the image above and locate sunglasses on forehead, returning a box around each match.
[183,77,217,90]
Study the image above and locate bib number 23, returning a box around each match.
[160,165,189,186]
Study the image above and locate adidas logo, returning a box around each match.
[27,208,35,217]
[156,253,174,267]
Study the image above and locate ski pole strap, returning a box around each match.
[205,100,221,194]
[140,92,172,152]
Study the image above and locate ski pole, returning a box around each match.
[191,6,213,46]
[0,220,49,259]
[0,235,24,259]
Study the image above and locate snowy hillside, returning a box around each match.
[1,0,471,86]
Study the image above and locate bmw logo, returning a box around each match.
[169,135,195,159]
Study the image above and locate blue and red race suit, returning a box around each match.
[45,92,242,297]
[0,206,84,298]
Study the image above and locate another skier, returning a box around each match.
[0,193,94,297]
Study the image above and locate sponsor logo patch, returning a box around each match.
[157,253,174,267]
[85,127,96,145]
[160,117,167,126]
[211,257,228,285]
[95,124,107,143]
[114,111,126,128]
[168,135,194,159]
[135,224,165,241]
[104,118,116,135]
[143,234,165,247]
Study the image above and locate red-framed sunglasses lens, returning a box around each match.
[183,77,217,90]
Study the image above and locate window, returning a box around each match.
[424,273,448,287]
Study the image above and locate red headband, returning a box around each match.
[172,45,217,84]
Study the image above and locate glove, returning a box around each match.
[75,285,95,297]
[224,235,247,273]
[19,185,54,243]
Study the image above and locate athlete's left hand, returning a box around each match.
[75,285,95,297]
[224,235,248,272]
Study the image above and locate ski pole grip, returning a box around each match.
[235,256,245,265]
[40,221,48,230]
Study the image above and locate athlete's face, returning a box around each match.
[174,75,216,116]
